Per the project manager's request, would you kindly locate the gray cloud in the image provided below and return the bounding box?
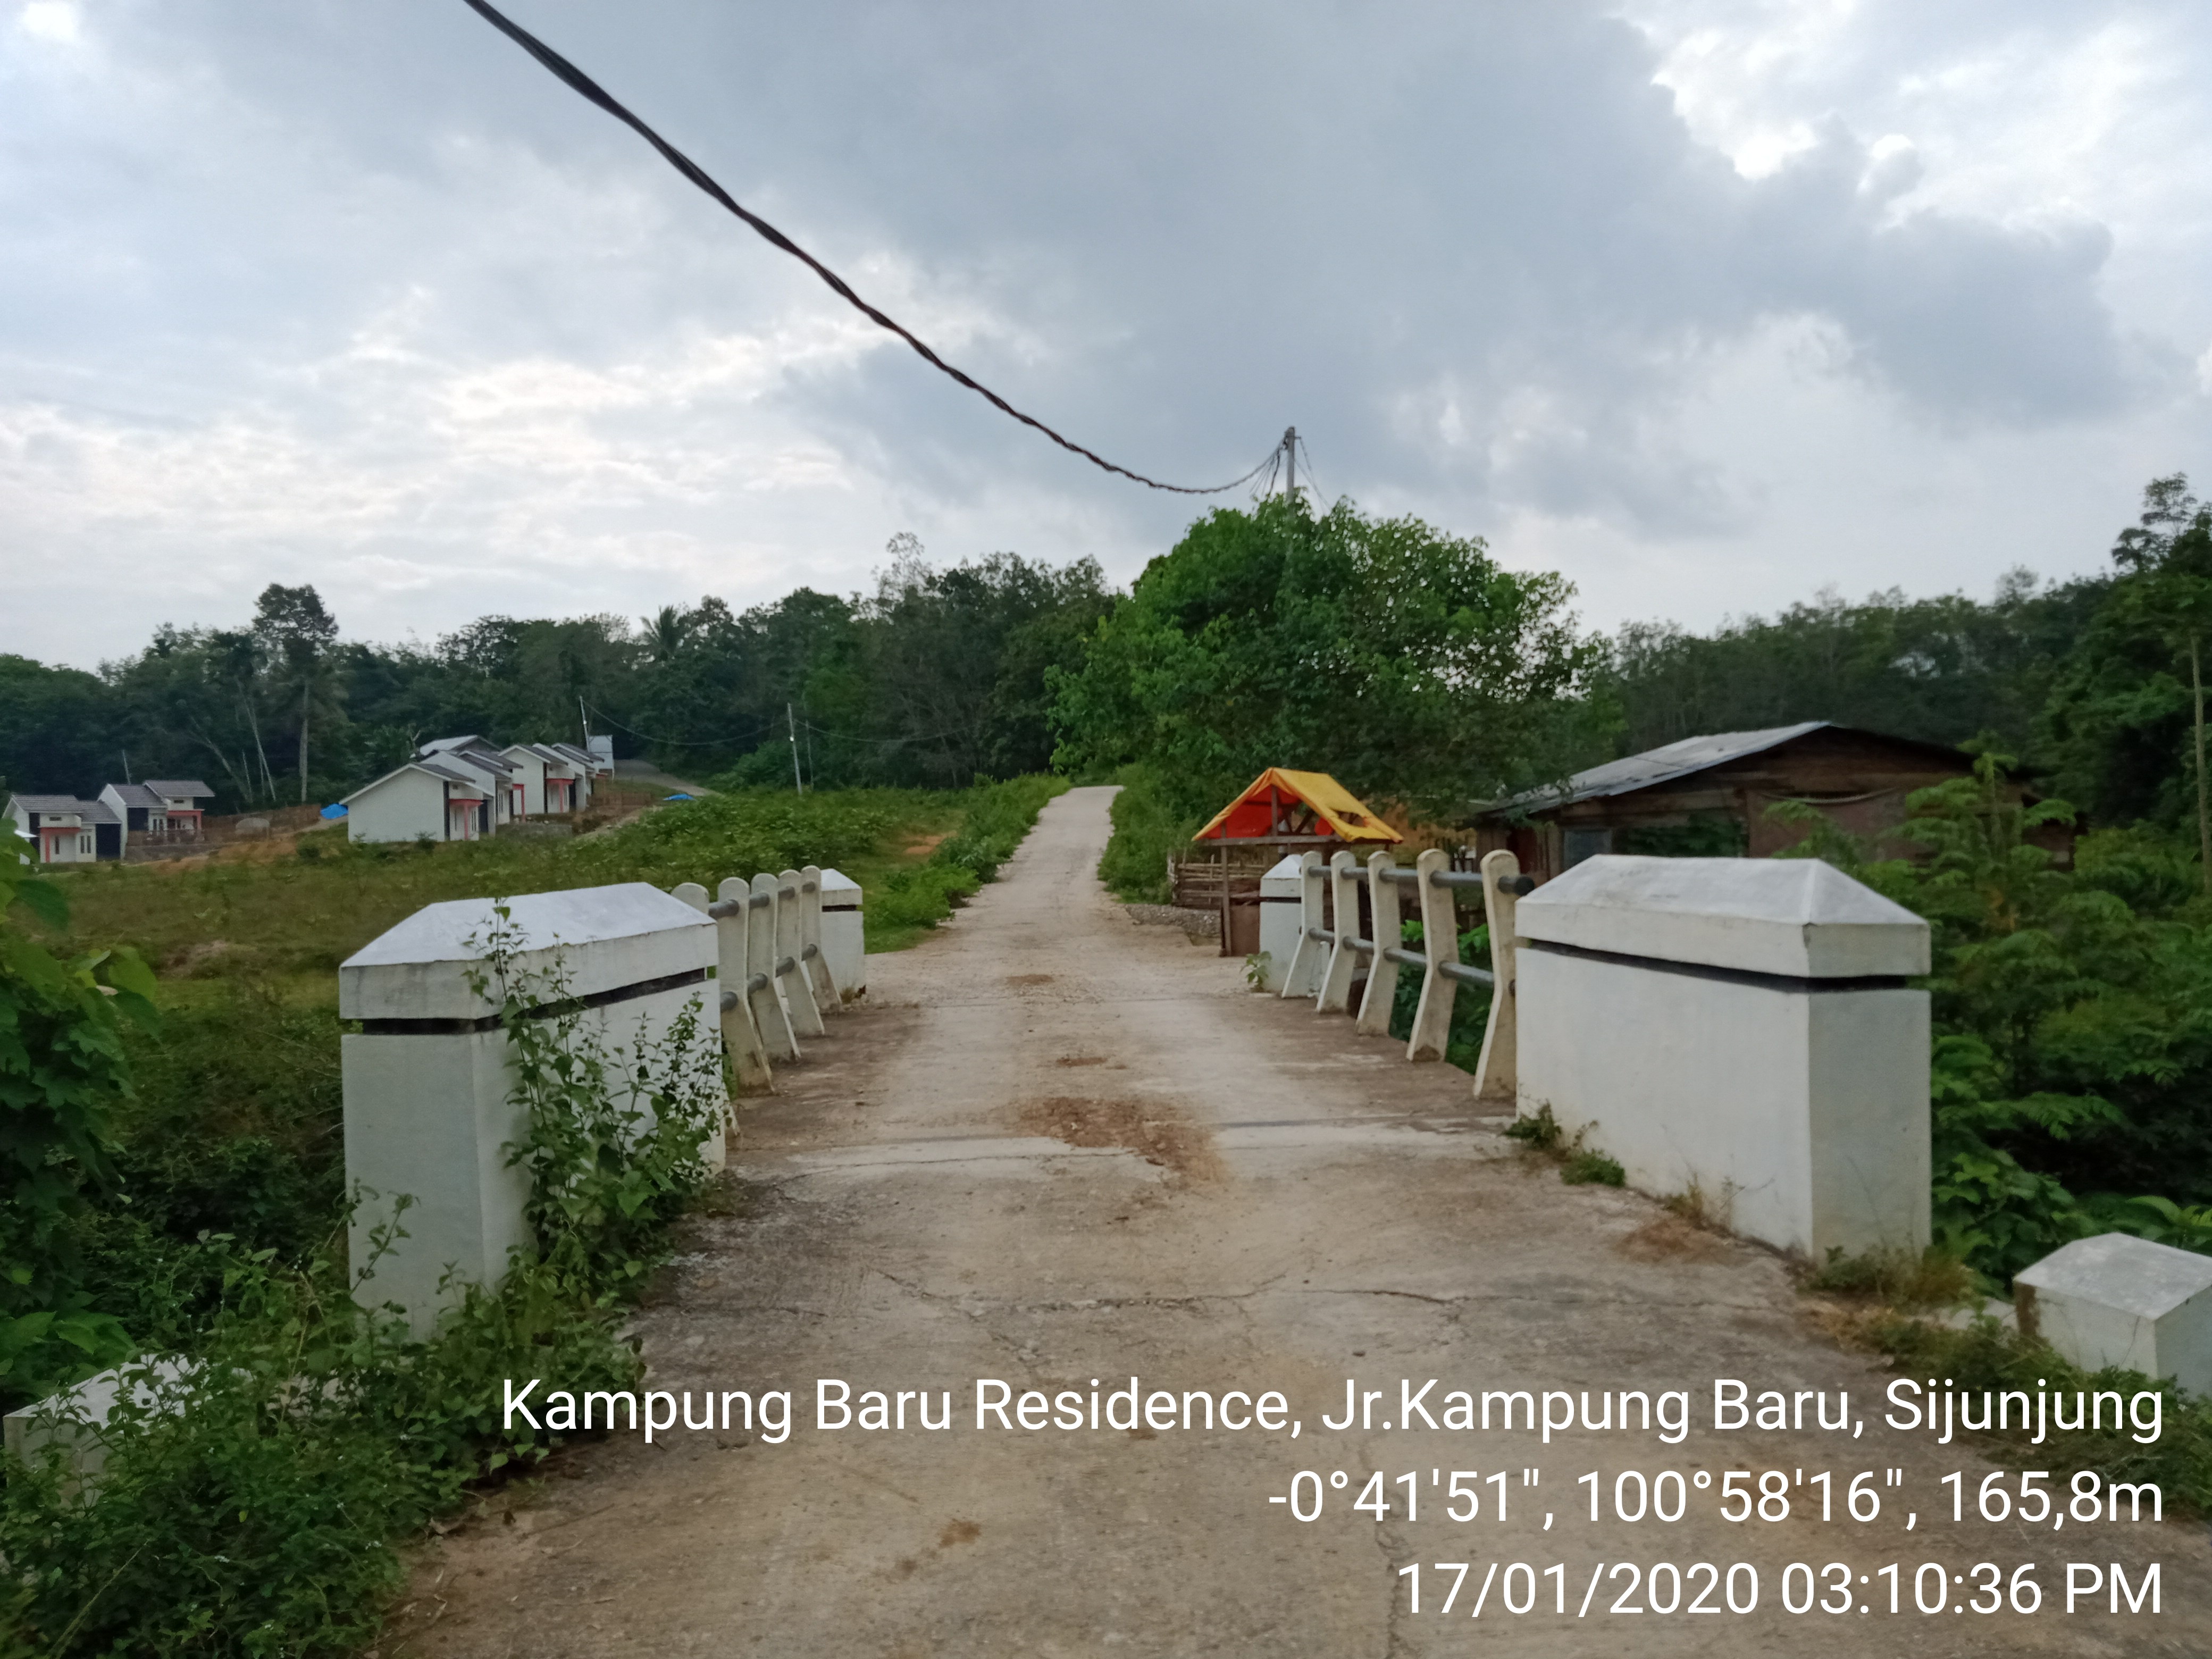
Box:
[2,0,2206,664]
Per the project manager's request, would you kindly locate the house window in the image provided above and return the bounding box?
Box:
[79,835,93,856]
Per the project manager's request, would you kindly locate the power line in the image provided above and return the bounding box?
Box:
[583,701,774,749]
[459,0,1282,497]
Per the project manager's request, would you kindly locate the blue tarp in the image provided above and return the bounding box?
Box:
[320,803,348,818]
[663,793,694,802]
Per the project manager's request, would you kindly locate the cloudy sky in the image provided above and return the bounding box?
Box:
[3,0,2208,668]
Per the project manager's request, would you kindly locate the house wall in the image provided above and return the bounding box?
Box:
[503,751,548,816]
[1484,728,2058,886]
[348,769,449,843]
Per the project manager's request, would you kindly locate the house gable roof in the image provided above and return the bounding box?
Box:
[141,780,214,799]
[104,782,162,809]
[341,758,484,806]
[1485,722,1971,818]
[9,794,96,816]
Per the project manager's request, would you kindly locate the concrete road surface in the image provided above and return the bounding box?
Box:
[392,785,2207,1656]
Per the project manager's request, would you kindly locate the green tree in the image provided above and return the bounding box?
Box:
[0,824,158,1406]
[254,584,341,803]
[1052,496,1601,819]
[2042,475,2212,848]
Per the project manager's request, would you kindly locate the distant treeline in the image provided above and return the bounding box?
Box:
[0,537,1111,807]
[3,479,2207,840]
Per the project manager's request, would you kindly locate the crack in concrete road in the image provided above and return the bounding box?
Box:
[392,786,2211,1658]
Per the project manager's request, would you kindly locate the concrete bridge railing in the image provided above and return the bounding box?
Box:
[1262,845,1526,1104]
[339,867,861,1334]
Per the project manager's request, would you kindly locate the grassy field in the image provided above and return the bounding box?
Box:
[2,777,1069,1654]
[34,776,1067,1359]
[35,781,1004,1009]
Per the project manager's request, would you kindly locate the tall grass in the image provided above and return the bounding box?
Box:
[1095,764,1199,903]
[2,778,1068,1653]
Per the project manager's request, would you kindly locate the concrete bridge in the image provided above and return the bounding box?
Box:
[395,786,2206,1656]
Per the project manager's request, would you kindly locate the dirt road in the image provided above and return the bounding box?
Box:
[395,786,2206,1656]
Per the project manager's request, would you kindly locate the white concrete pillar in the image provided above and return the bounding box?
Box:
[818,867,865,999]
[1353,851,1404,1036]
[1405,848,1458,1062]
[774,868,826,1038]
[712,877,774,1094]
[1255,856,1304,993]
[1277,852,1328,999]
[748,872,800,1061]
[339,884,719,1335]
[1515,856,1932,1258]
[798,865,841,1009]
[1471,850,1522,1105]
[2014,1234,2212,1395]
[1316,850,1363,1014]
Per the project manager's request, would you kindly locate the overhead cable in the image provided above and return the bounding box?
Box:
[458,0,1280,496]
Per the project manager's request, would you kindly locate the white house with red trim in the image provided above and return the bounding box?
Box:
[98,779,216,845]
[499,742,593,817]
[340,735,592,843]
[5,794,121,862]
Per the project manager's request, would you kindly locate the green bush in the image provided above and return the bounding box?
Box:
[1095,765,1198,903]
[869,776,1067,939]
[1561,1150,1626,1186]
[0,921,718,1655]
[1772,753,2212,1284]
[1869,1313,2212,1515]
[1387,918,1493,1069]
[0,826,158,1409]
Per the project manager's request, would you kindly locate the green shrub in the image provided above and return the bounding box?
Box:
[0,826,158,1410]
[1561,1150,1626,1186]
[1095,764,1197,903]
[1867,1314,2212,1515]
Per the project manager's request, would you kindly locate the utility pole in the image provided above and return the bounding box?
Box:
[1284,426,1296,499]
[788,702,803,795]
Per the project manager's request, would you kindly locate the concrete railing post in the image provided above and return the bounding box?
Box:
[1516,856,1931,1257]
[817,868,865,999]
[1254,856,1304,992]
[339,883,719,1335]
[798,865,841,1009]
[1405,848,1458,1061]
[748,872,800,1060]
[775,868,826,1038]
[712,877,775,1093]
[671,880,748,1128]
[1471,850,1521,1105]
[1316,850,1364,1014]
[1277,851,1328,999]
[1353,851,1403,1036]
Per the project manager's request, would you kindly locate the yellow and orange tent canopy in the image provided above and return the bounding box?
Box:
[1193,768,1403,845]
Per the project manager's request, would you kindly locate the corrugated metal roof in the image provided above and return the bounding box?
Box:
[1490,722,1834,815]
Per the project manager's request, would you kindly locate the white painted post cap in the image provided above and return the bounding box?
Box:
[1517,855,1930,978]
[818,867,861,902]
[2015,1232,2212,1321]
[339,883,715,1022]
[1260,854,1305,894]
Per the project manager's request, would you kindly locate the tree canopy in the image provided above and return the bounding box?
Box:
[1049,496,1603,820]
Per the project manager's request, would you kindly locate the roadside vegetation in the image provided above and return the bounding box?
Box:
[0,777,1062,1655]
